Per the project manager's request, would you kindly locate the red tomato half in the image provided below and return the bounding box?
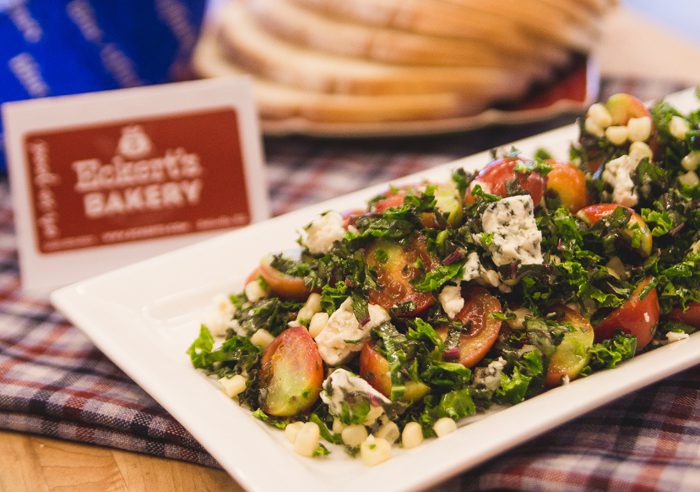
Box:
[258,256,310,300]
[452,286,503,368]
[366,236,439,317]
[359,342,429,402]
[667,302,700,329]
[466,157,546,206]
[259,326,324,416]
[577,204,653,257]
[595,277,659,351]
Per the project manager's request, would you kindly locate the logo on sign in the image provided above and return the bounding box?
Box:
[23,108,251,254]
[71,124,203,219]
[117,125,153,159]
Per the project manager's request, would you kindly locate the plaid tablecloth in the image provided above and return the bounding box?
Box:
[1,78,698,490]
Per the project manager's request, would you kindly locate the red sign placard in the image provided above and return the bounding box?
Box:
[25,108,251,253]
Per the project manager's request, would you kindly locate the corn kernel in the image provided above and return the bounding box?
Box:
[285,422,304,444]
[669,115,690,140]
[605,125,629,145]
[587,103,612,129]
[626,116,652,142]
[402,422,424,449]
[360,436,391,466]
[308,312,329,338]
[341,425,368,448]
[218,374,247,398]
[374,421,400,444]
[681,151,700,171]
[433,417,457,438]
[293,422,320,457]
[250,329,275,349]
[297,293,322,323]
[584,117,604,138]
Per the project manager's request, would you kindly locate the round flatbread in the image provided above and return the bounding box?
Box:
[192,29,486,123]
[218,2,534,99]
[292,0,600,52]
[249,0,568,68]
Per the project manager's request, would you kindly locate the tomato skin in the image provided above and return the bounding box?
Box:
[359,342,392,397]
[605,93,650,125]
[359,342,430,401]
[259,326,324,416]
[466,157,546,206]
[258,256,310,300]
[595,277,659,351]
[545,161,589,212]
[373,193,407,214]
[366,236,439,317]
[452,286,503,368]
[371,186,437,228]
[667,302,700,328]
[245,267,262,285]
[545,307,594,387]
[577,204,653,257]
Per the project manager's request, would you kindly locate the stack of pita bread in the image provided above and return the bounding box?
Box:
[193,0,615,130]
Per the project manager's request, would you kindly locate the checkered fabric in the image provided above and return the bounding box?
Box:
[1,78,698,489]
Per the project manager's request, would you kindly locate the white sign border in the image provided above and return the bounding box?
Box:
[2,76,268,293]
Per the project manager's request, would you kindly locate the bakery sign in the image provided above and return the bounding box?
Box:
[3,77,268,291]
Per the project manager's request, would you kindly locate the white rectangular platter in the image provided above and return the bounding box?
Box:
[52,88,700,492]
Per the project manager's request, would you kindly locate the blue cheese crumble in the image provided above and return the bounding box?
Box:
[303,211,346,254]
[472,357,507,392]
[321,369,391,424]
[480,196,543,266]
[314,297,390,366]
[602,155,639,207]
[438,285,464,319]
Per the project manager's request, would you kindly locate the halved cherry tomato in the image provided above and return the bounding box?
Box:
[373,193,408,214]
[444,286,503,368]
[359,342,429,402]
[370,185,439,228]
[245,267,262,285]
[667,302,700,328]
[366,236,439,317]
[545,307,594,386]
[259,326,324,416]
[342,209,366,229]
[545,161,589,212]
[605,93,650,126]
[580,94,656,172]
[371,185,426,214]
[258,255,310,300]
[577,204,653,257]
[466,157,546,207]
[595,277,659,351]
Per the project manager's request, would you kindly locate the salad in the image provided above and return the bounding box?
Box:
[188,92,699,466]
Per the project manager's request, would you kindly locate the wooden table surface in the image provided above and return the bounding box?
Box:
[0,430,241,492]
[2,5,698,492]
